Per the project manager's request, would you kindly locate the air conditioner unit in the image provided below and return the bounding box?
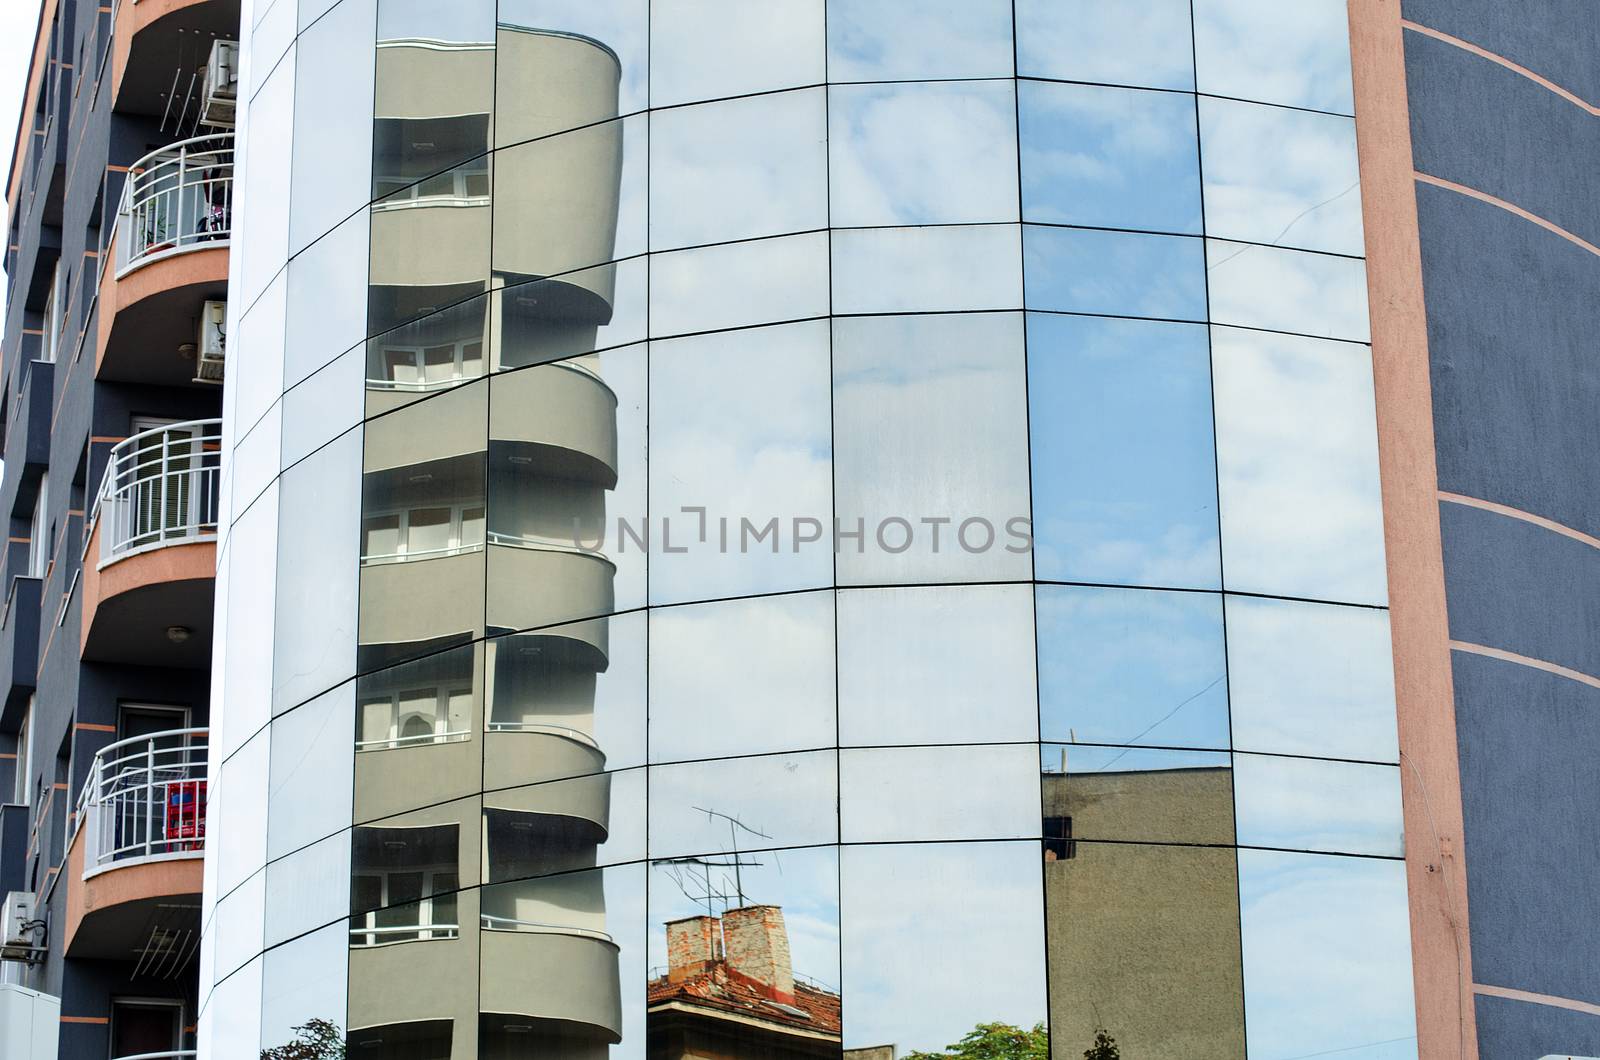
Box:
[199,40,240,129]
[0,893,34,958]
[194,300,226,385]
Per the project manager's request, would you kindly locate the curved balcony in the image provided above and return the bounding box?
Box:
[81,420,220,667]
[64,729,207,958]
[479,927,623,1043]
[117,135,233,277]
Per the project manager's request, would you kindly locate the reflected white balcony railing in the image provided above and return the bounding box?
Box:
[110,1053,199,1060]
[92,418,222,565]
[479,914,613,942]
[349,922,461,948]
[117,133,234,275]
[75,728,208,876]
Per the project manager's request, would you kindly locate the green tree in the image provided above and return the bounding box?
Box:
[903,1021,1050,1060]
[260,1018,346,1060]
[1083,1028,1120,1060]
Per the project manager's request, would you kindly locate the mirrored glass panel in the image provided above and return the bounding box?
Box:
[1205,240,1370,342]
[1037,585,1230,751]
[1226,597,1399,763]
[1199,96,1362,256]
[837,584,1037,747]
[485,610,646,791]
[833,312,1032,585]
[841,744,1040,844]
[373,0,494,191]
[286,208,370,389]
[649,319,833,603]
[265,830,351,949]
[1020,81,1201,234]
[267,683,355,860]
[648,751,837,861]
[482,766,646,884]
[1046,841,1245,1058]
[650,89,827,251]
[365,292,492,418]
[1015,0,1194,91]
[651,0,824,107]
[479,862,646,1058]
[1043,744,1234,846]
[1234,754,1404,857]
[1238,851,1416,1059]
[1192,0,1355,115]
[290,0,374,256]
[831,225,1023,315]
[828,0,1012,82]
[240,49,295,306]
[367,159,492,340]
[494,20,623,147]
[650,592,835,764]
[500,0,649,121]
[1211,326,1387,605]
[486,344,647,633]
[649,231,831,338]
[260,921,348,1056]
[648,847,839,1053]
[841,842,1047,1053]
[829,81,1019,227]
[496,257,647,371]
[1024,225,1206,321]
[1028,313,1219,589]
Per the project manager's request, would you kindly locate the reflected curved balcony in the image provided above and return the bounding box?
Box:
[116,135,233,278]
[81,420,220,667]
[479,924,623,1044]
[64,728,207,958]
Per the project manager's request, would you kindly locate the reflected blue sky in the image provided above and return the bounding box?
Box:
[1028,313,1220,589]
[1016,0,1194,91]
[828,0,1013,82]
[1024,226,1208,321]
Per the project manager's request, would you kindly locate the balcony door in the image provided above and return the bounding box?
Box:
[128,417,200,548]
[110,704,192,862]
[109,998,182,1058]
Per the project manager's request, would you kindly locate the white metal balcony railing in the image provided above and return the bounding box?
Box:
[93,419,222,565]
[117,133,234,275]
[75,728,208,876]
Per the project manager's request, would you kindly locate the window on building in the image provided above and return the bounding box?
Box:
[41,262,64,363]
[13,701,33,806]
[377,339,485,391]
[27,473,49,578]
[1043,815,1075,861]
[357,685,473,751]
[360,502,485,563]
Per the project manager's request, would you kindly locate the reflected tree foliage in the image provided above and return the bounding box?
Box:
[260,1018,346,1059]
[903,1022,1050,1060]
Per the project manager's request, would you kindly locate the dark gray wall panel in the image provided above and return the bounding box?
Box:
[1453,652,1600,1005]
[1418,184,1600,538]
[1401,0,1600,104]
[1475,992,1600,1058]
[1439,502,1600,678]
[1405,30,1600,248]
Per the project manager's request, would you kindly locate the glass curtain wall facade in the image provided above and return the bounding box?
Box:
[202,1,1416,1059]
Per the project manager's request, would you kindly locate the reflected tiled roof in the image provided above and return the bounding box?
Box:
[647,962,843,1037]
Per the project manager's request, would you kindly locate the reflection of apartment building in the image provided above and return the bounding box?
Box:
[0,0,238,1056]
[649,907,842,1060]
[1043,767,1243,1060]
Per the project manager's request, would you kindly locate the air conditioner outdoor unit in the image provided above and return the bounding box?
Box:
[200,40,240,129]
[195,300,226,384]
[0,893,34,958]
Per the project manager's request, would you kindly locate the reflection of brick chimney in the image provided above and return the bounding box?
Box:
[666,915,720,982]
[722,905,795,1004]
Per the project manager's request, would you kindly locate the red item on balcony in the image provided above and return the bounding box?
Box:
[165,780,207,850]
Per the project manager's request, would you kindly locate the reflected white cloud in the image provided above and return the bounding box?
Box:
[1016,0,1194,90]
[1021,80,1201,234]
[649,88,828,251]
[828,0,1013,82]
[841,842,1047,1052]
[1193,0,1355,115]
[650,230,831,337]
[1037,585,1230,751]
[831,225,1023,314]
[829,80,1019,227]
[1211,325,1387,605]
[648,751,838,859]
[1028,313,1219,588]
[1206,239,1370,341]
[650,592,836,763]
[649,318,834,604]
[841,744,1040,843]
[650,0,824,107]
[1200,96,1363,256]
[1239,851,1417,1059]
[1025,226,1207,321]
[1234,754,1404,857]
[1226,597,1399,762]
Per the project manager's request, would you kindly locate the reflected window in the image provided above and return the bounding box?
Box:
[360,502,485,563]
[355,644,478,753]
[373,160,491,205]
[349,823,461,946]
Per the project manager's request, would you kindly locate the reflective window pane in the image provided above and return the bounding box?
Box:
[1037,585,1230,751]
[353,643,483,823]
[837,584,1037,747]
[267,683,355,860]
[367,161,492,340]
[373,0,493,191]
[499,0,649,119]
[494,21,623,147]
[649,89,828,251]
[1226,597,1399,763]
[649,231,831,337]
[1028,314,1219,588]
[1043,744,1234,845]
[832,225,1023,315]
[651,0,824,106]
[1020,81,1202,234]
[1024,225,1207,321]
[260,922,348,1055]
[1205,240,1370,342]
[1016,0,1194,91]
[1193,0,1355,115]
[828,0,1013,82]
[1199,96,1363,256]
[649,751,837,861]
[1211,326,1387,605]
[841,744,1040,844]
[482,767,645,883]
[1234,755,1404,857]
[833,312,1032,585]
[829,81,1019,227]
[650,592,835,763]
